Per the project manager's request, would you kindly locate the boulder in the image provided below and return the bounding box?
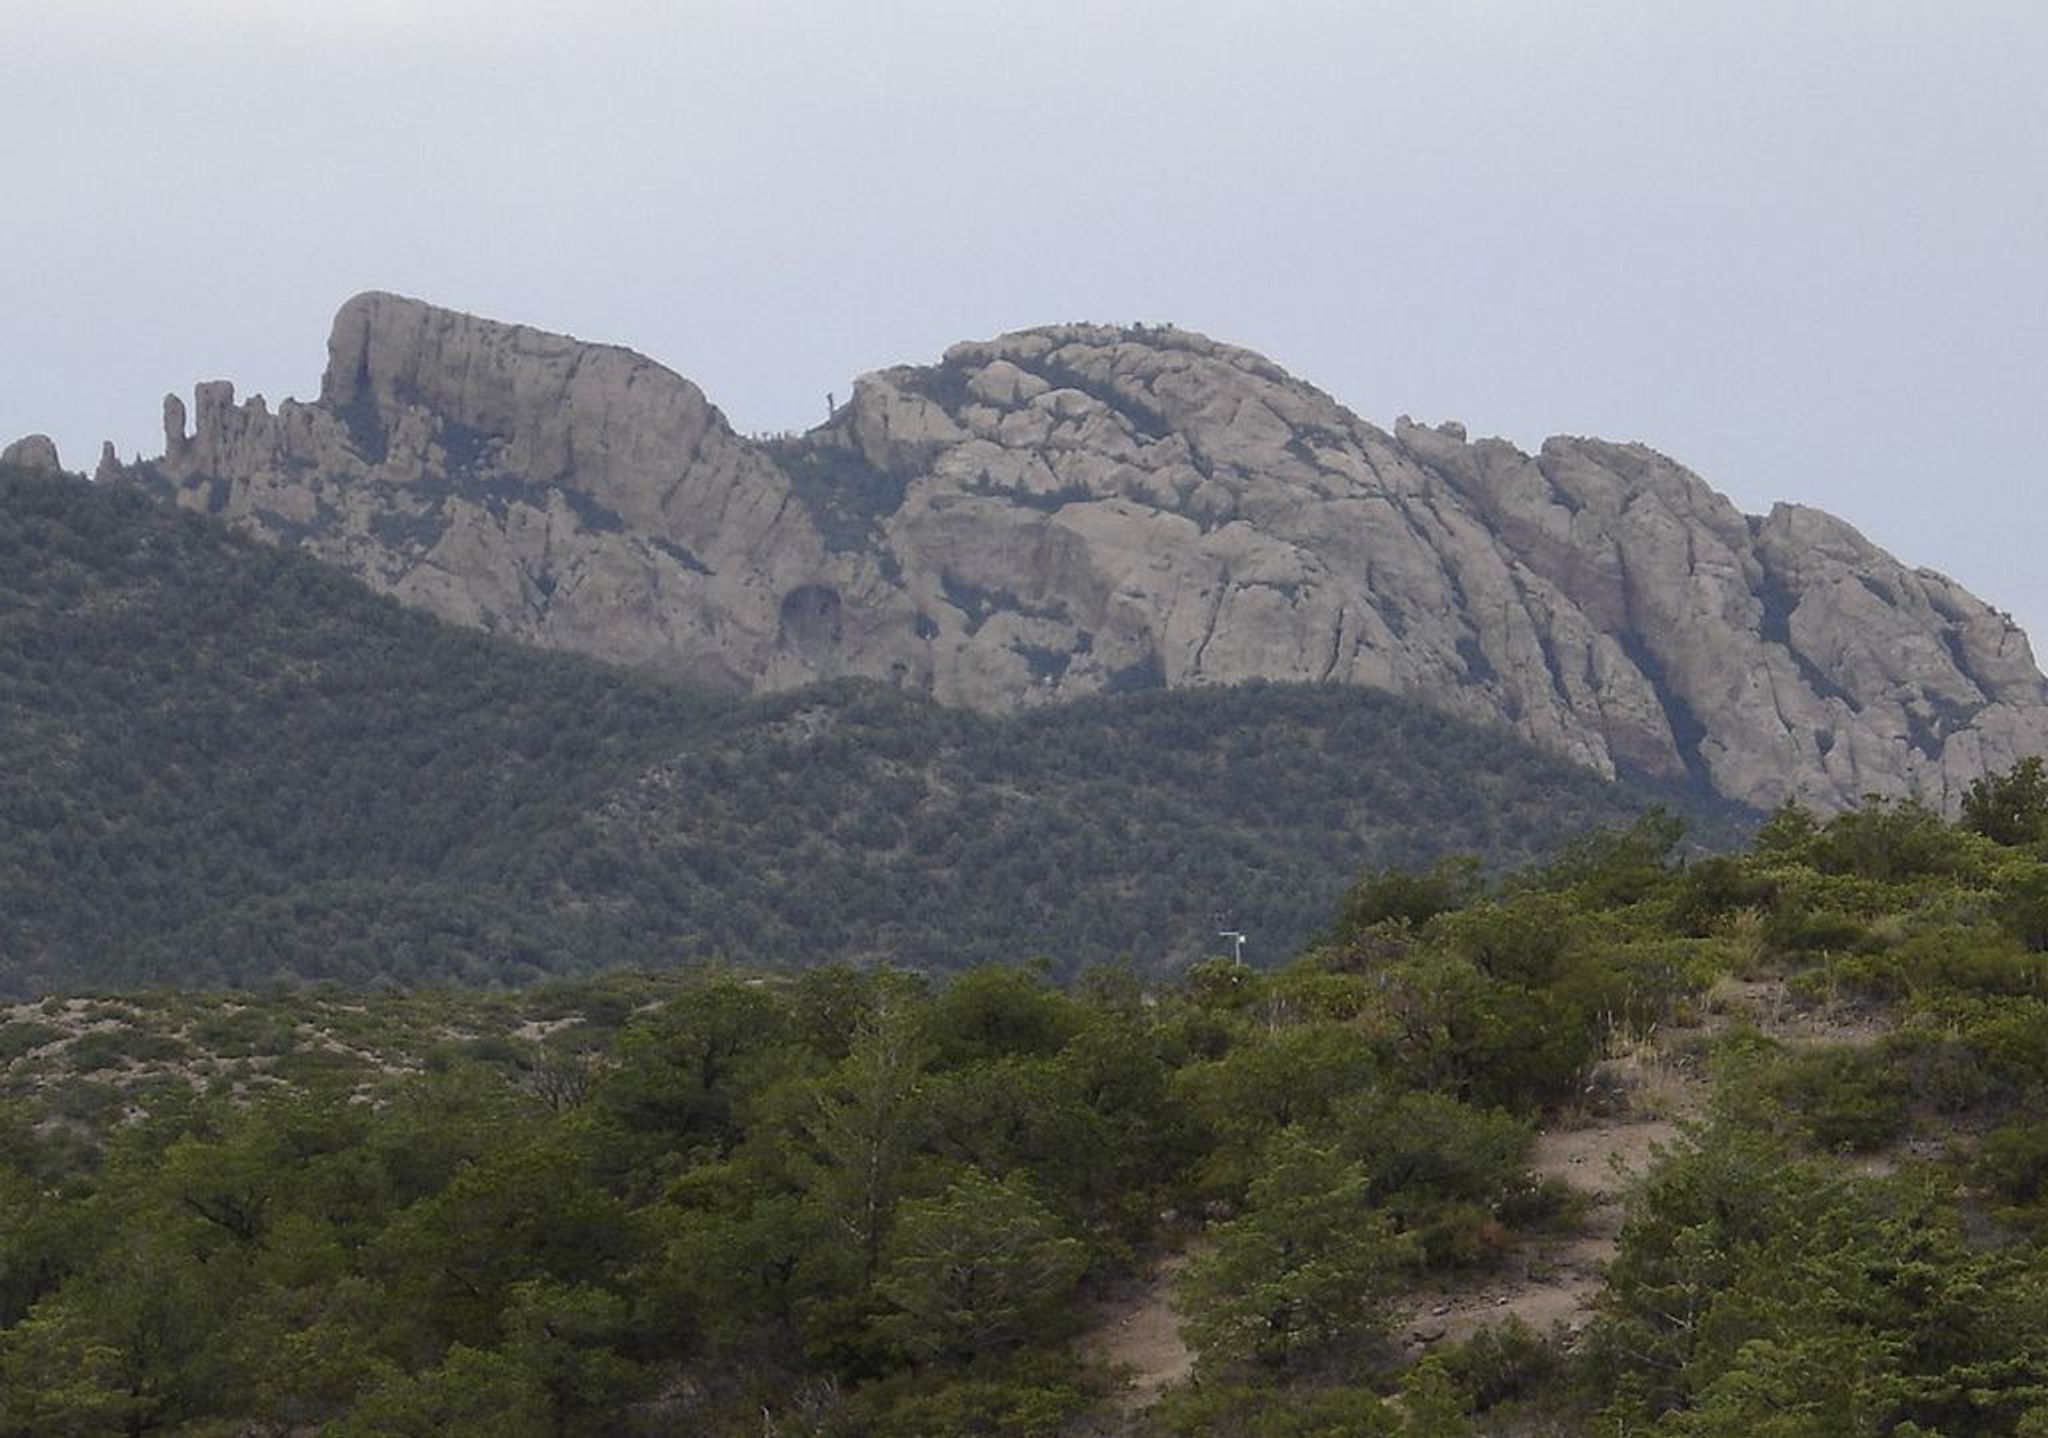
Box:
[1,434,62,472]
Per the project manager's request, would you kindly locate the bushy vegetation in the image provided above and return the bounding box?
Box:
[5,780,2048,1433]
[12,468,2048,1433]
[0,464,1742,994]
[0,956,1555,1436]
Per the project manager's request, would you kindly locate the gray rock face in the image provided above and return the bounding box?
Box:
[140,293,2048,812]
[2,434,63,472]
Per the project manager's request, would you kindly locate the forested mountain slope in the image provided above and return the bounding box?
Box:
[0,465,1738,993]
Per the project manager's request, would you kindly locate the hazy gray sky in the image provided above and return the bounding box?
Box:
[10,2,2047,645]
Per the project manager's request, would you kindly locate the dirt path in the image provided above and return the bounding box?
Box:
[1082,1251,1196,1410]
[1396,974,1903,1352]
[1085,1105,1692,1401]
[1399,1111,1683,1350]
[1079,976,1900,1393]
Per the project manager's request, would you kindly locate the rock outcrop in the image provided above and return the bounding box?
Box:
[132,292,2048,812]
[2,434,63,473]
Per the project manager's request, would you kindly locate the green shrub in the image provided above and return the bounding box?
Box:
[61,1024,191,1073]
[1767,905,1870,957]
[187,1007,299,1058]
[1145,1381,1399,1437]
[1436,897,1576,987]
[1811,798,1988,883]
[1441,1315,1563,1411]
[64,1029,132,1073]
[1413,1199,1510,1269]
[846,1353,1095,1438]
[1824,950,1911,1002]
[269,1047,373,1087]
[1998,868,2048,952]
[1332,1090,1532,1219]
[1889,1032,1997,1115]
[1768,1046,1912,1152]
[1177,1131,1417,1374]
[1899,926,2047,996]
[1961,757,2048,847]
[1938,997,2048,1098]
[1976,1119,2048,1222]
[1494,1173,1582,1231]
[39,1078,123,1125]
[1327,855,1484,939]
[0,1021,64,1063]
[1669,854,1772,935]
[459,1034,530,1069]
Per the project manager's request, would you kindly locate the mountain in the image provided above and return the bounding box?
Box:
[106,291,2048,814]
[0,463,1734,993]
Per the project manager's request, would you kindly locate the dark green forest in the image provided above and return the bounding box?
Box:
[0,464,1743,994]
[7,782,2048,1434]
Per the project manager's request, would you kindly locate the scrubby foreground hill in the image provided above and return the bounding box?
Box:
[6,785,2048,1434]
[0,465,1729,994]
[107,290,2048,811]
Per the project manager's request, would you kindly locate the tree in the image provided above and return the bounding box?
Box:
[876,1168,1086,1361]
[1373,952,1592,1111]
[787,996,932,1288]
[922,965,1085,1067]
[327,1346,551,1438]
[369,1136,637,1349]
[1397,1356,1474,1438]
[1526,808,1683,908]
[1963,757,2048,846]
[1174,1023,1383,1189]
[1326,855,1484,940]
[595,974,792,1172]
[497,1280,644,1437]
[1811,797,1981,883]
[1332,1088,1531,1225]
[1592,1128,2048,1436]
[0,1226,244,1438]
[1177,1129,1416,1374]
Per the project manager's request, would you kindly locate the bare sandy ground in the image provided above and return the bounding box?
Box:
[1084,1251,1196,1410]
[1398,1111,1683,1350]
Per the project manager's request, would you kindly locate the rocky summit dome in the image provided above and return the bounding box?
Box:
[127,292,2048,813]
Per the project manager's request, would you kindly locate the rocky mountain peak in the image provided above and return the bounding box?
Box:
[1,434,65,473]
[125,293,2048,813]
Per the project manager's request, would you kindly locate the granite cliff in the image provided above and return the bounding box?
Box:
[124,292,2048,812]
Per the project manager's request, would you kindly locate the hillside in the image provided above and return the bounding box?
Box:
[4,782,2048,1434]
[0,464,1739,993]
[109,291,2048,812]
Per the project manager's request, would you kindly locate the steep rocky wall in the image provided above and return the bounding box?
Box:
[132,292,2048,812]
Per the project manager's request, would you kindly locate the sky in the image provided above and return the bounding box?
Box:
[9,1,2047,645]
